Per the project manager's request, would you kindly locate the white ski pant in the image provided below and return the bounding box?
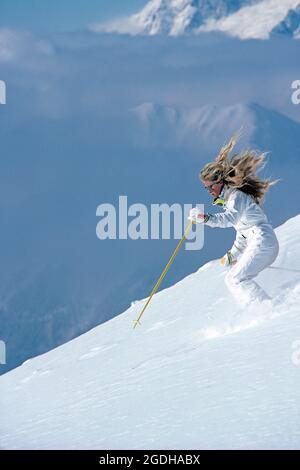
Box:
[225,228,279,307]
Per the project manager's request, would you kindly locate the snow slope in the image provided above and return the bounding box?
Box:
[91,0,300,39]
[0,214,300,450]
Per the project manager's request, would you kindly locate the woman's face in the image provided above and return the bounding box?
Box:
[203,179,224,198]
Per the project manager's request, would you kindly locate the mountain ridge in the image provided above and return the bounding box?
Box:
[90,0,300,39]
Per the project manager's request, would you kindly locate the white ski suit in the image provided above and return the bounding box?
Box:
[205,185,279,307]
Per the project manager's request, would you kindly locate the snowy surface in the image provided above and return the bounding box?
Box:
[0,215,300,450]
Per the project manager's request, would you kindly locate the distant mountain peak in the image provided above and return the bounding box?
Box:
[200,0,300,39]
[91,0,260,36]
[90,0,300,39]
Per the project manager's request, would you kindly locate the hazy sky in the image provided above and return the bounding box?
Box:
[0,0,148,33]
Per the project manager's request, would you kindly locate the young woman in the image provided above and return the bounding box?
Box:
[189,135,279,307]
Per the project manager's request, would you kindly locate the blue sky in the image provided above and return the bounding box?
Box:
[0,0,148,32]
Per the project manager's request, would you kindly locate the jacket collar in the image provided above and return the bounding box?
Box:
[212,184,236,207]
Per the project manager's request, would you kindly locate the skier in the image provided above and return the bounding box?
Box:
[188,135,279,307]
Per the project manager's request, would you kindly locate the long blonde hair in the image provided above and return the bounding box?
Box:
[199,134,278,204]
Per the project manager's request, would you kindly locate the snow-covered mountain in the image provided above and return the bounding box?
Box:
[200,0,300,39]
[1,214,299,450]
[91,0,258,36]
[91,0,300,39]
[132,100,300,171]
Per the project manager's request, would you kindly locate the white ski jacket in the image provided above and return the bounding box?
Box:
[205,185,278,260]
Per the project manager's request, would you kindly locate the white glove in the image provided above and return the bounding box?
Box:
[188,207,205,224]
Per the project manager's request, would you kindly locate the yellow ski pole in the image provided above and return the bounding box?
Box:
[133,220,194,329]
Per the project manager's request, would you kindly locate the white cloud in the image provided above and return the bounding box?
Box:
[0,28,55,64]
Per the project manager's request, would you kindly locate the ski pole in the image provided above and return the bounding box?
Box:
[133,220,194,329]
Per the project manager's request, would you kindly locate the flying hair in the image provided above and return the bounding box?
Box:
[199,131,279,204]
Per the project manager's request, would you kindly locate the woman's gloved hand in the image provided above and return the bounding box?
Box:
[188,208,209,224]
[220,251,237,266]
